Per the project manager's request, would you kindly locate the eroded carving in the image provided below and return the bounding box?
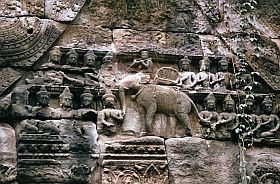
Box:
[199,93,218,138]
[102,136,168,184]
[129,50,153,73]
[97,90,124,135]
[0,68,21,96]
[177,56,197,89]
[213,94,236,139]
[195,57,212,90]
[251,167,280,184]
[17,119,98,183]
[118,73,204,136]
[0,17,66,67]
[211,57,234,91]
[249,96,280,138]
[45,0,87,21]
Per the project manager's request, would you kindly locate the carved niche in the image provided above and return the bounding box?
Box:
[102,136,168,184]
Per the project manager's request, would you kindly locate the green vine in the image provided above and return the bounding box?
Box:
[235,0,258,183]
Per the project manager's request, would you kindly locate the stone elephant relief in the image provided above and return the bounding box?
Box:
[118,73,205,136]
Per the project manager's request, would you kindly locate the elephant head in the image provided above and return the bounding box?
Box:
[117,72,151,114]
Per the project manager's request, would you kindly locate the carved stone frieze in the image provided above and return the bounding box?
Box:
[102,136,168,184]
[0,17,66,67]
[1,1,280,183]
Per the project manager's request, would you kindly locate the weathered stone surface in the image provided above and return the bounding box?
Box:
[243,147,280,183]
[0,123,17,183]
[165,137,240,184]
[0,0,87,22]
[255,0,280,38]
[84,0,212,33]
[113,29,203,55]
[45,0,87,21]
[0,68,21,96]
[101,136,168,184]
[57,25,112,50]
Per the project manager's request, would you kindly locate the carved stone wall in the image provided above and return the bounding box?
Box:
[0,0,280,184]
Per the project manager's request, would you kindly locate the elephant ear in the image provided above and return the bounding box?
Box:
[139,73,151,84]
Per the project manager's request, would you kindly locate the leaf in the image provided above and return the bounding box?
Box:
[249,95,254,99]
[253,53,260,58]
[254,81,260,85]
[235,128,242,133]
[244,86,252,90]
[251,72,260,75]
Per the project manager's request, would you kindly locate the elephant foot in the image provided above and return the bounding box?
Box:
[140,132,147,137]
[140,131,154,137]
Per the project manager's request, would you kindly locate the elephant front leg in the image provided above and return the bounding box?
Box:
[138,105,146,136]
[139,101,157,136]
[145,103,157,135]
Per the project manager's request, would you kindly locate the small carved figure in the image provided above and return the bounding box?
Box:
[48,46,62,64]
[199,93,218,138]
[60,87,73,110]
[210,57,234,91]
[33,86,55,118]
[177,56,197,89]
[83,50,96,68]
[129,50,153,72]
[66,48,79,66]
[102,51,115,67]
[53,87,75,118]
[97,90,124,135]
[76,88,97,120]
[38,121,61,135]
[83,51,118,88]
[0,94,12,120]
[249,96,280,138]
[21,120,39,134]
[81,88,93,109]
[0,94,11,114]
[195,57,212,90]
[213,94,237,139]
[36,86,49,107]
